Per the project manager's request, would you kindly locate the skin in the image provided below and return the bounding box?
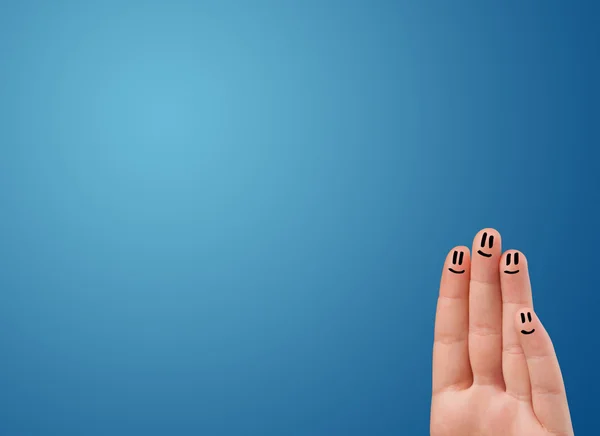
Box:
[431,228,574,436]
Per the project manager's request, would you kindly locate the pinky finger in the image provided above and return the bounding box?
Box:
[516,308,574,436]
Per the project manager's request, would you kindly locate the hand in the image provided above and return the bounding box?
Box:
[431,228,574,436]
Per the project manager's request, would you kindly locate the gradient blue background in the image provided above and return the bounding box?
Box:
[0,0,598,434]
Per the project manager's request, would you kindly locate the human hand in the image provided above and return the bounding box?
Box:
[431,228,574,436]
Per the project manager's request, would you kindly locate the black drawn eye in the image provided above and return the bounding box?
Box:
[520,312,533,323]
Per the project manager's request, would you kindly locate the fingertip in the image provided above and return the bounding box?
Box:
[515,307,534,323]
[471,228,502,282]
[472,228,502,255]
[444,246,470,276]
[501,249,528,276]
[515,307,540,340]
[446,245,471,262]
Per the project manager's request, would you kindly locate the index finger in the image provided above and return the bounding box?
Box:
[432,246,472,394]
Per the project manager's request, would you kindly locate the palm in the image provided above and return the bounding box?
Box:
[432,387,546,436]
[431,229,573,436]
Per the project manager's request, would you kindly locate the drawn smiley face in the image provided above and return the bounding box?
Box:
[477,232,494,257]
[448,250,465,274]
[504,252,520,274]
[520,311,535,335]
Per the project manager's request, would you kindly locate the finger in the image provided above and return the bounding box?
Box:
[516,309,573,435]
[433,246,472,394]
[469,228,503,386]
[501,250,534,400]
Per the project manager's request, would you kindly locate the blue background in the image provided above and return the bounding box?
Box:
[0,0,598,434]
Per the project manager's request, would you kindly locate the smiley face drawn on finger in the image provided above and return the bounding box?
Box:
[520,312,535,335]
[448,250,465,274]
[504,252,520,274]
[476,231,494,257]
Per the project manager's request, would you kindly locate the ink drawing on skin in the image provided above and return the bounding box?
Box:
[520,311,535,335]
[448,250,465,274]
[504,252,520,274]
[476,231,494,257]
